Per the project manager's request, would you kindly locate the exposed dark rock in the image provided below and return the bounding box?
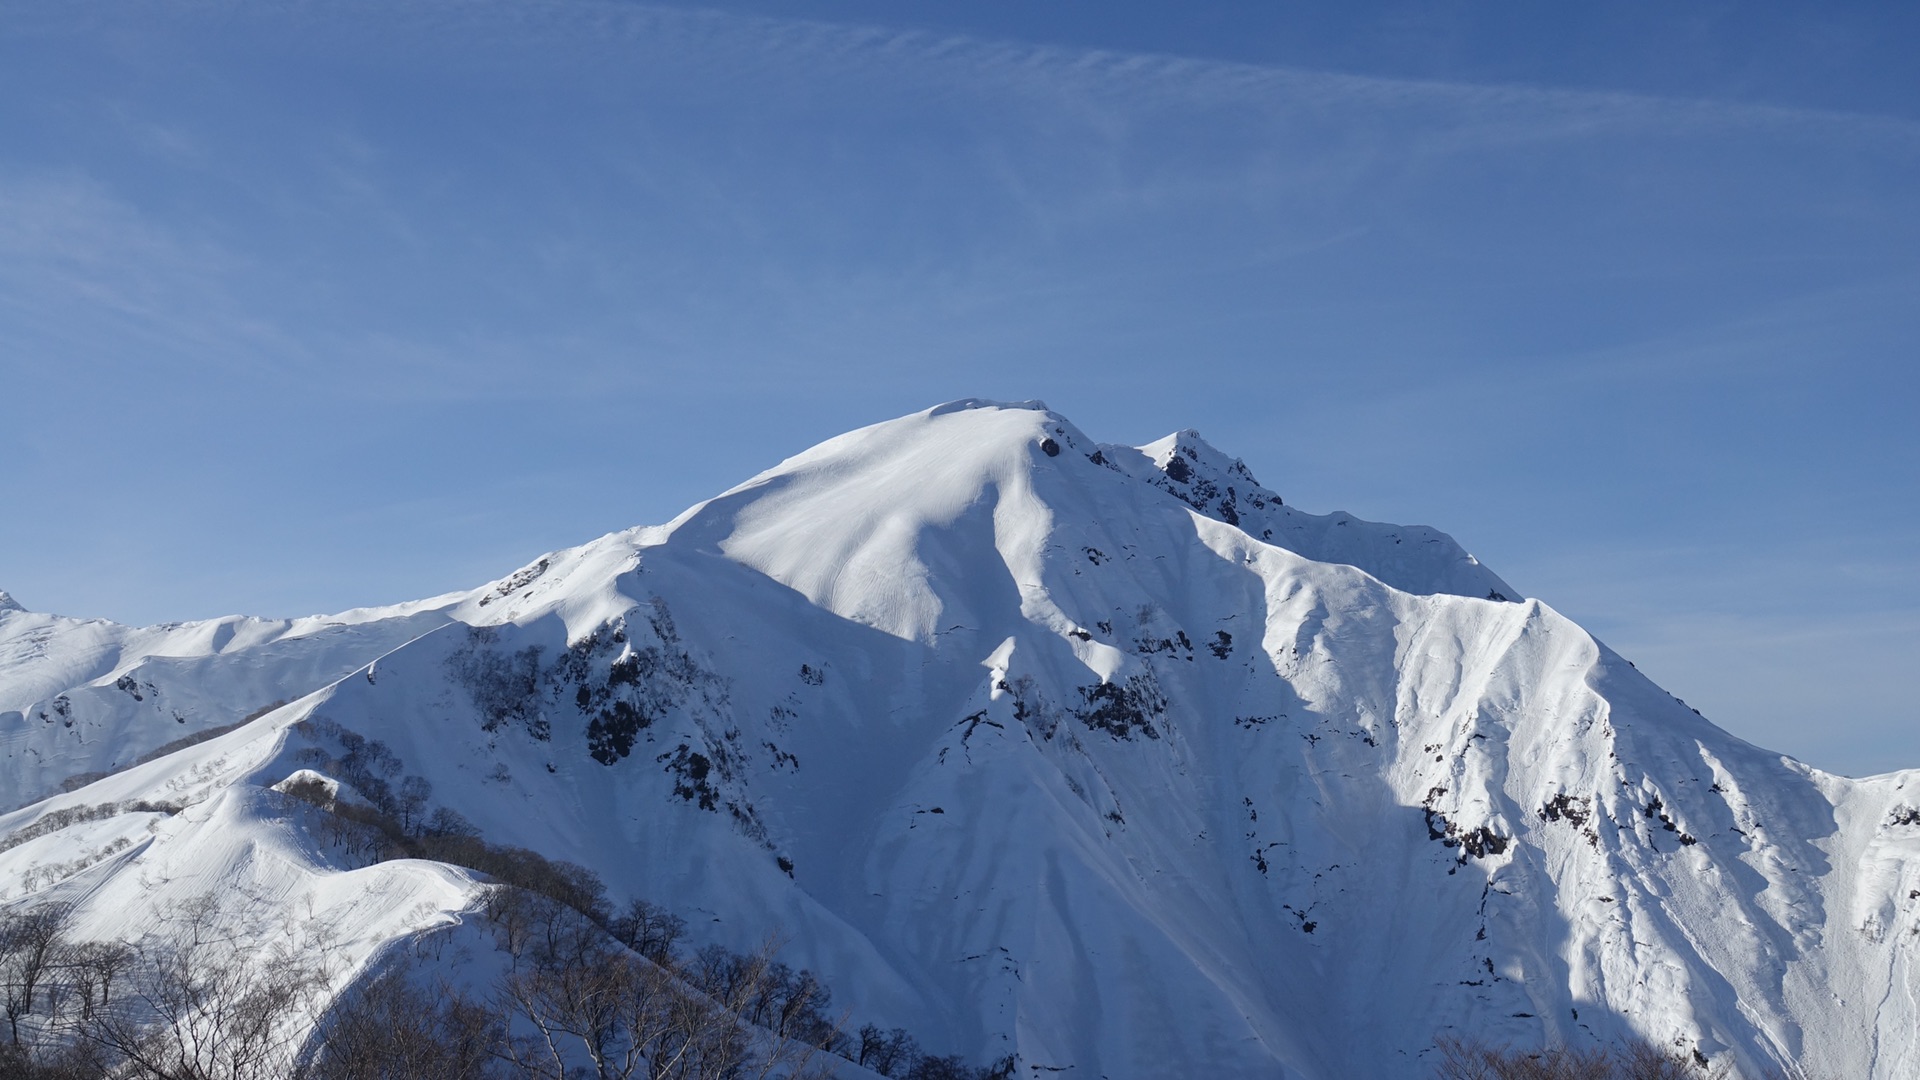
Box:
[478,558,550,606]
[1075,676,1165,740]
[587,700,651,765]
[447,631,547,740]
[1208,631,1233,659]
[1538,793,1592,828]
[763,742,799,771]
[1644,795,1681,836]
[1422,786,1510,860]
[657,743,718,810]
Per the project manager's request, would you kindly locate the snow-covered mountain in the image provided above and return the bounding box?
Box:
[2,399,1915,1078]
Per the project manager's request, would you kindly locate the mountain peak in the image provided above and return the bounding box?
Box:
[656,399,1106,641]
[0,590,23,614]
[659,402,1520,644]
[1139,428,1262,487]
[1098,424,1519,602]
[1130,428,1272,517]
[927,396,1053,417]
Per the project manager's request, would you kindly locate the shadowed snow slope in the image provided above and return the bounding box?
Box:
[2,400,1915,1079]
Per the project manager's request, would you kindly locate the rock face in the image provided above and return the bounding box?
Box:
[1,399,1915,1079]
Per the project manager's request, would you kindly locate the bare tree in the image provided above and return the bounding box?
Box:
[394,777,433,836]
[497,941,640,1080]
[609,900,685,966]
[1616,1040,1715,1080]
[1432,1034,1721,1080]
[65,939,134,1022]
[483,888,569,969]
[0,903,72,1046]
[0,1035,109,1079]
[857,1025,919,1077]
[307,967,505,1080]
[650,936,836,1080]
[81,894,332,1080]
[484,896,834,1080]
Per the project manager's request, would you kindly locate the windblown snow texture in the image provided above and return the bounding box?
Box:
[2,400,1915,1079]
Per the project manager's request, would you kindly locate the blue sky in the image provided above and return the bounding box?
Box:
[2,1,1915,775]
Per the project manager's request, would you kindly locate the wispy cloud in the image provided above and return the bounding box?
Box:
[57,0,1920,148]
[11,0,1913,396]
[0,172,299,377]
[369,0,1920,147]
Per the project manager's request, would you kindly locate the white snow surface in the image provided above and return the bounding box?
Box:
[2,399,1915,1079]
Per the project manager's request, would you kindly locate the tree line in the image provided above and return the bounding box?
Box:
[0,887,1015,1080]
[1432,1033,1817,1080]
[0,720,1014,1079]
[281,720,1014,1079]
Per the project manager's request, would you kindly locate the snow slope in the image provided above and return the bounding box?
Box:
[0,591,466,809]
[2,400,1915,1078]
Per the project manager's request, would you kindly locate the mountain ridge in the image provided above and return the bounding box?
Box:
[2,400,1915,1079]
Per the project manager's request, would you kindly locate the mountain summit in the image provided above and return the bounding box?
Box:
[1,401,1914,1079]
